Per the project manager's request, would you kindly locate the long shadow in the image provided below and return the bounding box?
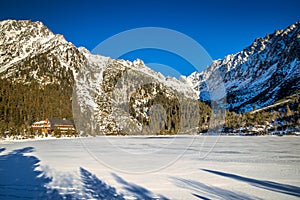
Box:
[112,173,169,200]
[0,147,172,199]
[80,167,125,200]
[0,147,62,200]
[0,147,5,153]
[172,177,260,200]
[202,169,300,197]
[192,193,211,200]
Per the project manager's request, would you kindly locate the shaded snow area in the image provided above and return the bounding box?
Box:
[0,136,300,199]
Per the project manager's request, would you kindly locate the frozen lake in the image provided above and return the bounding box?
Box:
[1,136,300,199]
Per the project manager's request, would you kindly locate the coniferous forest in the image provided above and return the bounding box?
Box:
[0,79,74,137]
[0,51,76,138]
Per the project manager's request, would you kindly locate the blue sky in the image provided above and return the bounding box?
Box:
[1,0,300,76]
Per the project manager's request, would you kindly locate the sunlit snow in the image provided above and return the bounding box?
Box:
[1,136,299,199]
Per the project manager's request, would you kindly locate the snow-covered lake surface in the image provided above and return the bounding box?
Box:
[1,136,300,199]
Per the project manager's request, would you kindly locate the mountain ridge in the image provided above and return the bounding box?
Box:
[0,19,206,136]
[0,19,299,136]
[187,20,300,112]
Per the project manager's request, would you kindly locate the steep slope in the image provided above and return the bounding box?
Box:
[188,20,300,112]
[73,48,204,135]
[0,20,210,136]
[0,20,85,136]
[0,20,85,83]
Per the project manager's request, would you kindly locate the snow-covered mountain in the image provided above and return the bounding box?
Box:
[187,20,300,112]
[1,19,299,135]
[73,47,200,135]
[0,20,85,84]
[0,19,200,136]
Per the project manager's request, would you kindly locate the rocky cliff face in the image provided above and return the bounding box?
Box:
[0,20,85,82]
[0,20,203,136]
[1,19,299,136]
[187,20,300,112]
[73,48,201,135]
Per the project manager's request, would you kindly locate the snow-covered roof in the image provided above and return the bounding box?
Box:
[33,120,47,125]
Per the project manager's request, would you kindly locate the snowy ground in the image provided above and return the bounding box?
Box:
[0,136,300,199]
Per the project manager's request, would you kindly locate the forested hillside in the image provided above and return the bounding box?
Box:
[0,77,73,137]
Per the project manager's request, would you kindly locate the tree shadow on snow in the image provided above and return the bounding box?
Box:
[0,147,62,200]
[80,167,125,200]
[0,147,5,153]
[0,148,119,200]
[202,169,300,198]
[172,177,260,200]
[0,146,168,200]
[112,173,169,200]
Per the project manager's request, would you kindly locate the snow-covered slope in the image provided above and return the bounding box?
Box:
[0,20,53,73]
[73,48,199,135]
[188,20,300,112]
[0,20,85,85]
[0,19,199,135]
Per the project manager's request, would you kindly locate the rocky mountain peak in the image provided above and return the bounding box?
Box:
[188,20,300,112]
[0,19,85,84]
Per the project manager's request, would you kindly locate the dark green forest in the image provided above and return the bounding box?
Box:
[0,51,75,138]
[224,92,300,135]
[0,79,74,137]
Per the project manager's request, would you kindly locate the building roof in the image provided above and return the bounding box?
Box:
[33,120,47,125]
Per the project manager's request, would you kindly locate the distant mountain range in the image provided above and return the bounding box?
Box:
[0,19,299,136]
[187,20,300,112]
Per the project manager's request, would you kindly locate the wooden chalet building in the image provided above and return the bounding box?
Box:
[32,118,75,134]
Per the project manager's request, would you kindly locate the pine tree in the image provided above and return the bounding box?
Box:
[253,104,257,111]
[54,127,61,138]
